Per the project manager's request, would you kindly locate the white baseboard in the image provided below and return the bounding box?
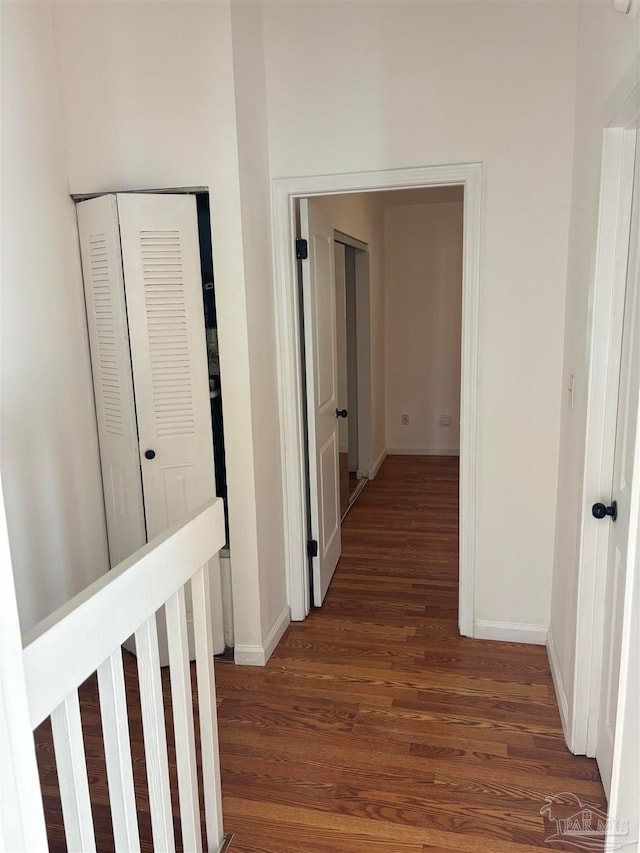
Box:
[547,628,571,747]
[386,447,460,457]
[370,448,387,479]
[473,619,548,645]
[234,606,290,666]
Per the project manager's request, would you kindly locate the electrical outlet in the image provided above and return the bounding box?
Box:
[439,415,451,427]
[401,414,409,426]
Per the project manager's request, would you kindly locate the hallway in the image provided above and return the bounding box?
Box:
[216,455,606,852]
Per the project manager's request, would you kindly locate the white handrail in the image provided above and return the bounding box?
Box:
[2,489,229,852]
[22,498,225,729]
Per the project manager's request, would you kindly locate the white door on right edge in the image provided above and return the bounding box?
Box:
[300,198,341,606]
[596,133,640,798]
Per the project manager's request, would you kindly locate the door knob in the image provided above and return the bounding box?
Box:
[144,449,156,460]
[336,409,348,418]
[592,501,617,521]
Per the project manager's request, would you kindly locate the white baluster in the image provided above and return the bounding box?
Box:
[191,561,224,851]
[97,648,140,851]
[165,587,201,852]
[135,616,175,852]
[50,691,96,852]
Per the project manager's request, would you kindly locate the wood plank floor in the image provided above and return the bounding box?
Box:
[216,455,606,852]
[33,454,606,851]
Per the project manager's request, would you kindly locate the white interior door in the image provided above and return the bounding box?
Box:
[117,193,223,656]
[300,198,341,606]
[77,195,146,567]
[117,194,215,537]
[79,193,223,657]
[596,135,640,797]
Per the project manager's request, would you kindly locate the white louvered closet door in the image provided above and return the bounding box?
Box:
[116,194,216,541]
[79,193,224,659]
[77,196,146,567]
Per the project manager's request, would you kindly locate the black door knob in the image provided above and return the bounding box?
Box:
[336,409,348,418]
[592,501,617,522]
[144,449,156,460]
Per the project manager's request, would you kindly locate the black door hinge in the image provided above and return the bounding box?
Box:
[296,238,308,260]
[307,539,318,558]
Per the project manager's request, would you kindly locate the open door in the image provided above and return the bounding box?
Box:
[300,198,341,606]
[595,134,640,799]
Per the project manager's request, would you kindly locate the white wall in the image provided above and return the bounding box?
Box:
[264,1,578,632]
[550,2,640,734]
[50,0,288,655]
[0,2,109,632]
[9,0,621,667]
[384,201,463,455]
[230,1,288,647]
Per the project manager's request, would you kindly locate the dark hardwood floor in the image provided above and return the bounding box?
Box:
[34,454,606,852]
[216,455,606,852]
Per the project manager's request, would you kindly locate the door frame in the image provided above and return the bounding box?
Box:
[272,163,483,627]
[572,85,639,756]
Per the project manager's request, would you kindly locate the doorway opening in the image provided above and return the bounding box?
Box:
[196,193,229,546]
[196,192,234,654]
[292,177,473,615]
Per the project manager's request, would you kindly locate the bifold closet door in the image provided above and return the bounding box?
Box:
[116,193,216,540]
[77,195,146,567]
[78,193,224,655]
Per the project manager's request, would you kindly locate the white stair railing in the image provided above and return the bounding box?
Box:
[17,497,228,853]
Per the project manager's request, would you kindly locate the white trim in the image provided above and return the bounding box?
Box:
[272,163,482,633]
[219,554,234,649]
[547,629,570,744]
[473,620,548,645]
[573,92,639,756]
[370,448,387,480]
[233,606,290,667]
[334,229,368,252]
[386,447,460,457]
